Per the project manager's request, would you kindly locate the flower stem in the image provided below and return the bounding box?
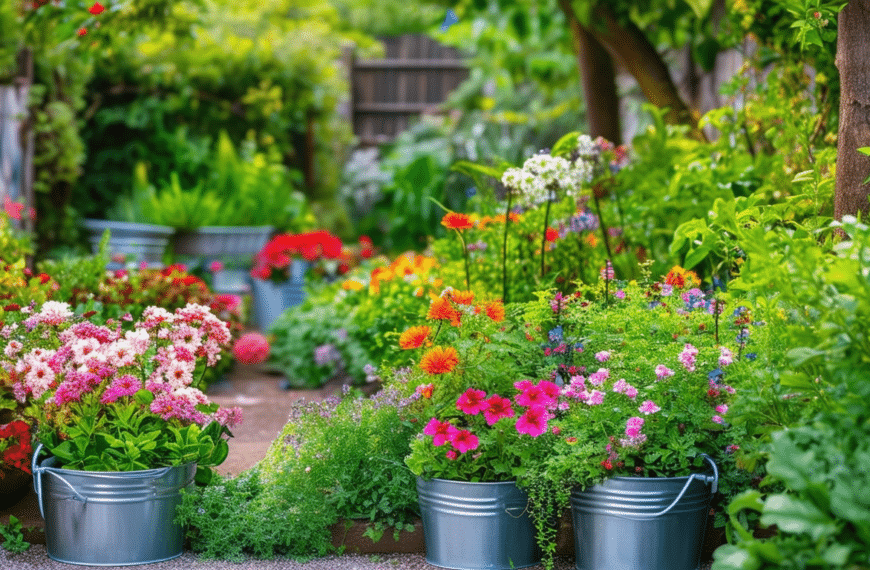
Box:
[540,197,552,279]
[502,193,513,304]
[456,229,470,290]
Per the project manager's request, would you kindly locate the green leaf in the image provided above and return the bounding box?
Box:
[760,494,838,541]
[550,131,580,157]
[450,160,506,180]
[683,0,713,19]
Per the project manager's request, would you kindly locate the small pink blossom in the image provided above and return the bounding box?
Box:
[595,350,611,362]
[208,260,225,273]
[587,390,605,405]
[445,450,458,460]
[718,347,734,367]
[655,364,675,380]
[214,407,244,428]
[614,290,626,300]
[625,416,645,437]
[639,400,661,415]
[515,383,557,409]
[715,404,728,414]
[712,415,724,424]
[624,385,638,399]
[588,368,610,386]
[678,344,698,372]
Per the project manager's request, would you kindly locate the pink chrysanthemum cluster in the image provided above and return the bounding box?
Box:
[4,302,242,429]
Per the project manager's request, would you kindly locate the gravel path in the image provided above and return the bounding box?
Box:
[0,547,581,570]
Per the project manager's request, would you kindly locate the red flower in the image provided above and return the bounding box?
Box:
[441,212,474,231]
[545,227,559,242]
[449,429,479,453]
[456,388,488,415]
[77,27,88,36]
[89,2,105,14]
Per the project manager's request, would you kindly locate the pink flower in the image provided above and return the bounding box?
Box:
[208,260,225,273]
[586,390,605,405]
[232,333,270,365]
[214,407,244,428]
[715,404,729,414]
[515,383,557,409]
[456,388,488,415]
[654,364,675,380]
[678,344,698,372]
[625,416,645,437]
[718,346,734,367]
[424,418,458,447]
[445,450,458,460]
[587,368,609,386]
[538,380,561,400]
[614,290,626,300]
[483,395,514,426]
[450,429,479,453]
[712,415,724,424]
[639,400,661,415]
[514,379,534,391]
[624,385,638,399]
[515,407,549,437]
[595,350,611,362]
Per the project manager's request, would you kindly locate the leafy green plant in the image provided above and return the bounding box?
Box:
[179,388,421,560]
[0,516,30,554]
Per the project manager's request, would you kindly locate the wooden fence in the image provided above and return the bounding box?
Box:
[345,35,469,147]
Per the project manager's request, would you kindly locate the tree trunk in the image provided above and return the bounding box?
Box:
[834,1,870,221]
[558,0,622,144]
[583,5,703,139]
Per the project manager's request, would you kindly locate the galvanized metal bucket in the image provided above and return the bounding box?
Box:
[417,477,541,570]
[32,445,196,566]
[251,259,308,330]
[570,455,719,570]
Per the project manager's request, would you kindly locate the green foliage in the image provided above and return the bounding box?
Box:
[0,2,20,81]
[0,516,30,554]
[180,390,421,560]
[713,217,870,569]
[113,132,307,230]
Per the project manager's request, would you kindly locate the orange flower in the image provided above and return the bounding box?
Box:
[419,346,459,374]
[399,326,431,349]
[427,296,462,326]
[441,212,474,231]
[485,300,505,323]
[665,266,700,289]
[585,233,598,248]
[450,290,475,305]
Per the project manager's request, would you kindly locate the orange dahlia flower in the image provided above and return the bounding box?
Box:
[441,212,474,231]
[419,346,459,374]
[399,326,431,349]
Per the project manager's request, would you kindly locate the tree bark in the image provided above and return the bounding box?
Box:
[834,1,870,221]
[583,5,703,139]
[558,0,622,144]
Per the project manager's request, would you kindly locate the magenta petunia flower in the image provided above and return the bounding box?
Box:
[515,407,549,437]
[456,388,488,415]
[483,395,514,426]
[537,380,561,400]
[515,384,555,409]
[450,429,479,453]
[424,418,458,446]
[639,400,661,415]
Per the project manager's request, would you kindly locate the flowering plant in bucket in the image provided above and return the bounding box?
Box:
[1,301,242,483]
[251,230,344,283]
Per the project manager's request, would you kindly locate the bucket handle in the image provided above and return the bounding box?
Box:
[638,454,718,519]
[32,444,90,518]
[31,443,179,517]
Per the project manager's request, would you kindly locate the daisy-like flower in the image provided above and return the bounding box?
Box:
[419,346,459,375]
[399,326,431,350]
[427,296,461,326]
[441,212,475,230]
[449,290,475,305]
[484,300,505,323]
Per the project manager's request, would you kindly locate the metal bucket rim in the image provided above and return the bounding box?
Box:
[420,477,523,487]
[38,454,196,476]
[82,219,175,234]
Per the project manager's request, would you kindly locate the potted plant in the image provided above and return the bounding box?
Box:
[389,290,550,570]
[249,230,344,330]
[0,417,33,509]
[520,270,766,570]
[1,301,243,565]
